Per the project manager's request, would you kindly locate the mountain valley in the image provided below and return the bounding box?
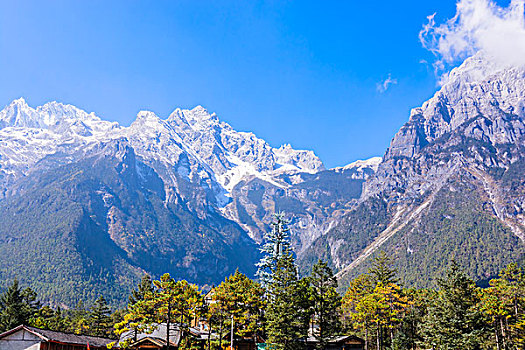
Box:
[1,53,524,305]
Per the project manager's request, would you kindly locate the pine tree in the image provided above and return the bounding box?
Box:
[368,251,398,285]
[210,270,265,348]
[0,279,40,332]
[265,253,312,350]
[371,282,410,350]
[114,300,155,347]
[124,274,203,349]
[256,212,292,287]
[69,300,90,335]
[479,263,525,349]
[391,288,433,350]
[129,274,154,306]
[31,306,68,332]
[89,296,112,337]
[499,263,525,348]
[342,256,410,350]
[309,259,341,349]
[422,261,487,349]
[114,274,156,344]
[341,274,375,350]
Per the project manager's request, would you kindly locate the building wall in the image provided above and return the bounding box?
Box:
[41,344,92,350]
[0,329,41,350]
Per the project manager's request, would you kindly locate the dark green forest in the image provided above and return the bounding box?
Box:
[1,215,524,350]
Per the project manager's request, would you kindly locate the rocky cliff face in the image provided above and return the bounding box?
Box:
[366,54,525,224]
[303,54,525,287]
[385,55,525,160]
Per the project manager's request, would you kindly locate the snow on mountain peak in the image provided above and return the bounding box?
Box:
[0,99,326,206]
[0,98,42,129]
[332,157,382,179]
[0,99,117,134]
[172,106,220,130]
[12,97,28,106]
[430,53,525,121]
[387,52,525,159]
[442,53,504,86]
[135,110,162,124]
[344,157,382,170]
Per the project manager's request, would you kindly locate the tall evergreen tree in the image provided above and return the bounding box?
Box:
[89,296,112,337]
[119,274,203,349]
[69,300,90,335]
[210,270,265,348]
[479,263,525,349]
[265,253,312,350]
[129,274,154,306]
[391,288,434,350]
[115,274,156,343]
[31,306,68,332]
[0,279,40,332]
[256,212,292,287]
[368,251,398,285]
[341,274,375,350]
[422,261,487,349]
[342,256,412,350]
[309,259,341,349]
[498,263,525,348]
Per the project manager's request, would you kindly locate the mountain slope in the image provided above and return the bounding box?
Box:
[3,52,524,302]
[302,54,525,287]
[0,139,261,306]
[0,99,366,305]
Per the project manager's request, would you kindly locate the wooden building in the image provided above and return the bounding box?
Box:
[119,323,181,350]
[120,323,212,350]
[220,334,265,350]
[0,325,115,350]
[305,335,365,350]
[126,336,175,350]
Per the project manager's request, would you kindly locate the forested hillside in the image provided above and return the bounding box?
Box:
[1,215,523,349]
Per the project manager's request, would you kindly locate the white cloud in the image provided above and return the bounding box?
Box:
[376,74,398,93]
[420,0,525,74]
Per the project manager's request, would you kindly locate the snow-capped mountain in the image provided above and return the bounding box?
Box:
[301,53,525,289]
[0,96,379,305]
[0,99,339,305]
[332,157,382,179]
[0,99,323,203]
[5,50,524,301]
[385,53,525,161]
[0,99,368,298]
[8,50,524,302]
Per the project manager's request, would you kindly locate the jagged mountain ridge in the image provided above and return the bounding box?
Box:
[0,100,323,201]
[0,98,377,243]
[0,100,331,235]
[0,97,373,305]
[3,51,523,301]
[302,53,525,288]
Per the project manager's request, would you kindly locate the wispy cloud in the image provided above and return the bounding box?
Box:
[376,74,397,93]
[420,0,525,77]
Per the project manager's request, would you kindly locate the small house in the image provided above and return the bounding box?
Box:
[0,325,115,350]
[119,323,211,350]
[305,335,365,350]
[119,323,181,350]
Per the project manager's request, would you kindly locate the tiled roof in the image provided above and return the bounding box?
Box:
[119,323,182,346]
[0,325,116,347]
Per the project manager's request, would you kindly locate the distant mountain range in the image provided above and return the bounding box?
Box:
[0,52,524,305]
[0,95,376,306]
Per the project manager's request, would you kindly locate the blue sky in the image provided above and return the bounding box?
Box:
[0,1,505,167]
